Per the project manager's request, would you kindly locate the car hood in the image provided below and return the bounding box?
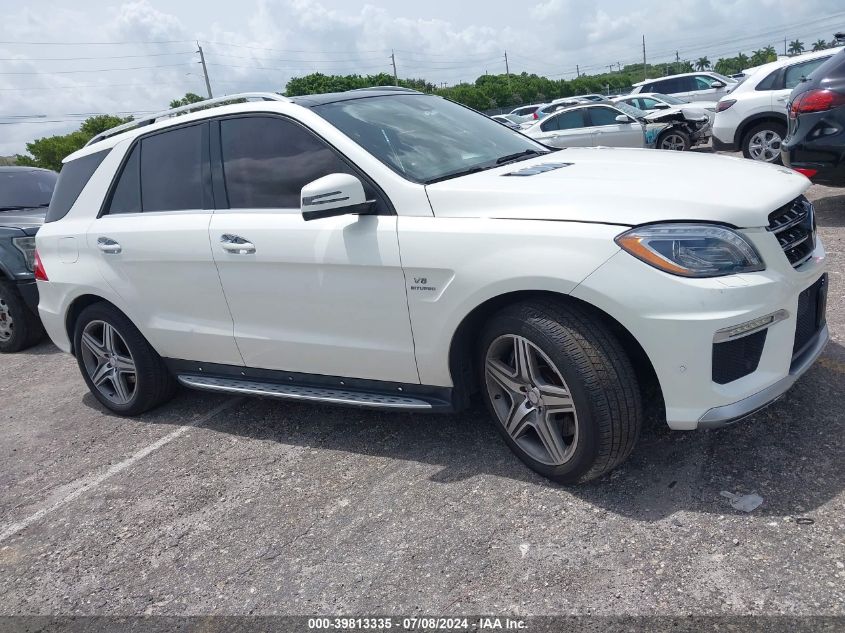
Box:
[0,207,47,233]
[425,148,809,228]
[643,106,710,123]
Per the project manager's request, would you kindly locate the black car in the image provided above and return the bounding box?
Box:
[782,45,845,186]
[0,166,57,352]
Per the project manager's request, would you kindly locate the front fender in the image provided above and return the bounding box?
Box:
[397,216,624,386]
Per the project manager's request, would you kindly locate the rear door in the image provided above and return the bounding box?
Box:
[88,123,243,365]
[531,109,592,147]
[586,105,644,147]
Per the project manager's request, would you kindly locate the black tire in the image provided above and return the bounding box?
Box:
[657,129,690,151]
[72,302,177,416]
[479,299,642,484]
[0,280,45,353]
[742,120,786,164]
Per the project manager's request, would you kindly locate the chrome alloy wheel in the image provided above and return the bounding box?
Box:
[660,133,687,150]
[748,129,782,162]
[0,296,12,342]
[80,320,137,405]
[484,335,579,466]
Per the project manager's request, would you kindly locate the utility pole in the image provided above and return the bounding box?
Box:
[390,49,398,86]
[642,35,647,80]
[675,50,680,72]
[504,50,511,92]
[608,64,613,74]
[784,37,787,56]
[576,64,580,77]
[196,41,213,99]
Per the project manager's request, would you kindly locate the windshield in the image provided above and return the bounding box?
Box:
[653,93,687,105]
[612,101,648,120]
[0,169,57,210]
[710,72,737,83]
[314,94,549,183]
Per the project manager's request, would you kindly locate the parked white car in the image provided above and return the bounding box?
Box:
[614,92,717,125]
[630,71,738,102]
[35,90,828,484]
[524,102,649,148]
[712,47,843,162]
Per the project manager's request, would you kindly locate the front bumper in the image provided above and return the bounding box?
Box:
[711,135,737,152]
[698,323,829,428]
[571,230,827,430]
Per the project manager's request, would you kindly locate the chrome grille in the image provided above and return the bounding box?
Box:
[767,196,816,268]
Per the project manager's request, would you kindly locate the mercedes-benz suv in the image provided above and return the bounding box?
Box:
[34,90,828,483]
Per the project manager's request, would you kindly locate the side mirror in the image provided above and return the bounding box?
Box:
[711,80,725,88]
[301,173,374,221]
[654,103,670,109]
[615,114,632,123]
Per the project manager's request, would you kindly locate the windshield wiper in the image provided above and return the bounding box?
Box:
[495,148,548,165]
[0,203,49,212]
[425,165,489,184]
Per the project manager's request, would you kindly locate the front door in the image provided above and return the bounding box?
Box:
[531,108,593,148]
[208,115,419,384]
[586,106,644,147]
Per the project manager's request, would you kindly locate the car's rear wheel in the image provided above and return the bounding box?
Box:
[657,129,690,151]
[479,300,642,484]
[0,280,44,353]
[743,121,786,163]
[73,303,177,415]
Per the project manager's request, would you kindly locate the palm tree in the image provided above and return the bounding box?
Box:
[812,39,828,51]
[764,45,777,61]
[736,52,750,69]
[695,56,711,71]
[751,49,766,65]
[788,39,805,55]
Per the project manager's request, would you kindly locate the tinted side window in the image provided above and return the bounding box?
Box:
[756,69,781,91]
[141,124,205,212]
[588,106,623,126]
[653,78,680,93]
[784,58,829,89]
[46,149,109,223]
[106,144,140,214]
[220,116,355,209]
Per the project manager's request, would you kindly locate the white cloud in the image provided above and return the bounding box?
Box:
[1,0,843,155]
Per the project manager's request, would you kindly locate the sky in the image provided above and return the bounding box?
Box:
[1,0,844,155]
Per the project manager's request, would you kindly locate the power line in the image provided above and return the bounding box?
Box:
[0,51,196,61]
[0,39,194,45]
[0,62,194,75]
[199,40,386,54]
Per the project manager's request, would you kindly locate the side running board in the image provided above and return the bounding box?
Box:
[177,375,434,410]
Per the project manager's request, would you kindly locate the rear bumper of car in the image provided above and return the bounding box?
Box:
[571,232,828,430]
[711,135,737,152]
[16,279,39,313]
[782,148,845,187]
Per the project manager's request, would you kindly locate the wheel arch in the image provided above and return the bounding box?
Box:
[447,290,664,418]
[735,112,788,147]
[64,294,133,354]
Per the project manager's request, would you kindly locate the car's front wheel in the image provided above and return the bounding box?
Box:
[743,121,786,163]
[73,302,177,415]
[657,129,690,151]
[479,300,642,484]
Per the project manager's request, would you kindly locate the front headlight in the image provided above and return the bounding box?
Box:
[12,236,36,272]
[615,224,765,278]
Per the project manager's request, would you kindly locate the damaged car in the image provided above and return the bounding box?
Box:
[613,100,711,151]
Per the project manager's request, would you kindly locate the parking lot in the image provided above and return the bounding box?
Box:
[0,183,843,618]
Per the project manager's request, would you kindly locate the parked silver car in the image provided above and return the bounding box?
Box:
[629,72,737,102]
[523,102,653,148]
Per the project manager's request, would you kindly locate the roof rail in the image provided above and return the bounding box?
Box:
[86,92,291,146]
[347,86,421,93]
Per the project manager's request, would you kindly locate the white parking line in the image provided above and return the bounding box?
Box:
[0,397,241,544]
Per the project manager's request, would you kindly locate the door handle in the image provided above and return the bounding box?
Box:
[777,96,788,102]
[220,234,256,255]
[97,237,122,254]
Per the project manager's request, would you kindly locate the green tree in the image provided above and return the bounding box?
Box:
[751,49,767,65]
[812,39,828,51]
[169,92,206,108]
[764,45,777,60]
[788,39,805,55]
[15,114,131,173]
[735,52,750,69]
[695,56,711,70]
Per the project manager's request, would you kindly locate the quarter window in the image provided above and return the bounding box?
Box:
[219,116,357,209]
[107,144,140,214]
[784,58,829,89]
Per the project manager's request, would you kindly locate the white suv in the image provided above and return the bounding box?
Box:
[630,72,737,102]
[35,90,828,484]
[712,48,843,162]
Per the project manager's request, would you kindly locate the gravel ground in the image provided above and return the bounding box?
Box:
[0,179,843,620]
